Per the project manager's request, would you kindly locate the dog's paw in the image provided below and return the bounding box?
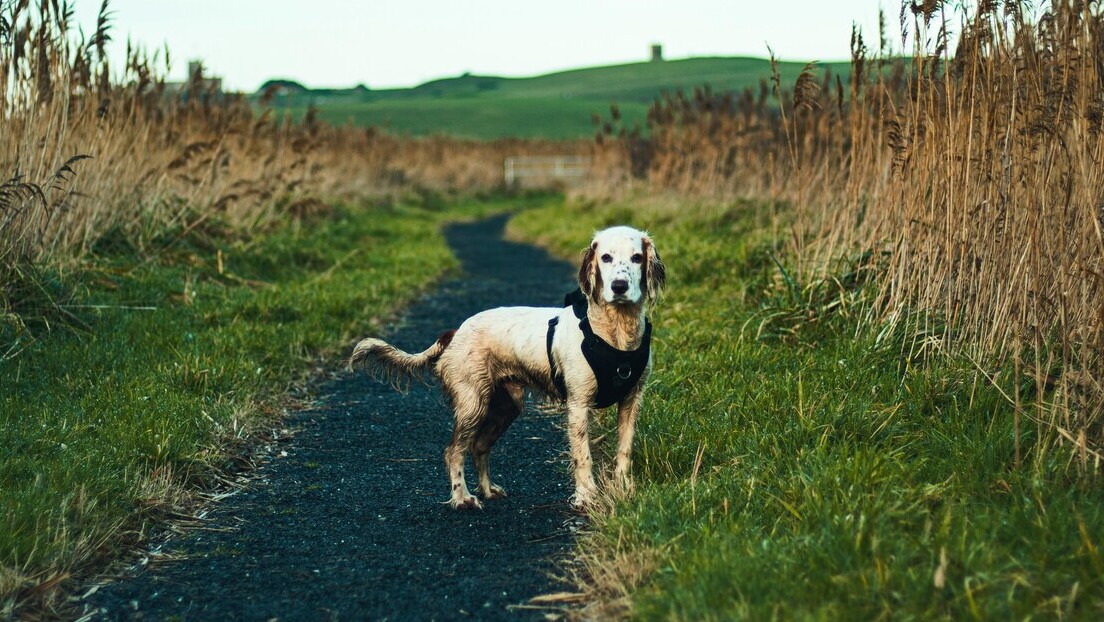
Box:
[612,471,635,496]
[482,484,507,500]
[450,495,484,510]
[570,491,595,512]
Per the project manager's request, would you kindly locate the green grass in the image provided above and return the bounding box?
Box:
[0,194,546,612]
[266,57,851,139]
[308,97,638,141]
[509,198,1104,620]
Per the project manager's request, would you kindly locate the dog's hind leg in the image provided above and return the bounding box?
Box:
[444,384,488,510]
[471,382,524,500]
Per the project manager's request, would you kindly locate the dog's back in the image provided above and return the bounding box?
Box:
[439,305,556,365]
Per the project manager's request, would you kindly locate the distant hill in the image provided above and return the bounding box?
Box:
[258,57,851,140]
[259,78,308,93]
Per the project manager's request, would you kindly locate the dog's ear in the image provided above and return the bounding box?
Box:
[641,236,666,305]
[579,241,600,302]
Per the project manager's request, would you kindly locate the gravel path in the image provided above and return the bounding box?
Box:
[84,214,580,621]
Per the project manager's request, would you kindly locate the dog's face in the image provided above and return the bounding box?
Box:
[579,226,666,307]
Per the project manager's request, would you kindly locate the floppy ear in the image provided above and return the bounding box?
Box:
[579,241,600,302]
[641,236,666,305]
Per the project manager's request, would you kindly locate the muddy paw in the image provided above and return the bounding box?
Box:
[450,495,484,510]
[570,493,594,513]
[612,472,635,496]
[482,484,507,500]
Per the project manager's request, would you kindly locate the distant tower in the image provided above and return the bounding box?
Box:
[650,44,663,62]
[188,60,204,80]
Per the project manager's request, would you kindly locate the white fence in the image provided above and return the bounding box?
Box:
[504,155,592,187]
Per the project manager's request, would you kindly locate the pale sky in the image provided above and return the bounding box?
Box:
[71,1,899,92]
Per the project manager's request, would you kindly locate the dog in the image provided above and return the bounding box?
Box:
[349,226,665,510]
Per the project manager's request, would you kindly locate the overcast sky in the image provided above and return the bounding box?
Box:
[71,1,900,92]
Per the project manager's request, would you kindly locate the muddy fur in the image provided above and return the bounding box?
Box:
[350,226,666,511]
[348,330,454,391]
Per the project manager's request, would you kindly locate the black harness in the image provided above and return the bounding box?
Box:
[546,289,652,409]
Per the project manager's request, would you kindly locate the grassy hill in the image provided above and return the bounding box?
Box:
[262,57,851,140]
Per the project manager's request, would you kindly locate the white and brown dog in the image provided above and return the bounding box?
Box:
[350,226,665,510]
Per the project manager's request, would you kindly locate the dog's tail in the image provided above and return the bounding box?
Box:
[348,330,456,388]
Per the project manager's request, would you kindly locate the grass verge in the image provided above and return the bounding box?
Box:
[509,196,1104,620]
[0,195,536,616]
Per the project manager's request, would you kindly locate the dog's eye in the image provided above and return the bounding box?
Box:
[630,253,644,264]
[601,254,613,263]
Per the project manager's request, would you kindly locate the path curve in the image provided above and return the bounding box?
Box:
[85,214,579,621]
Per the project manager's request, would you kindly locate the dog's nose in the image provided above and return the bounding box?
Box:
[611,279,629,295]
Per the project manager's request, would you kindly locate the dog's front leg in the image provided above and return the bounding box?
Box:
[614,387,643,493]
[567,401,597,509]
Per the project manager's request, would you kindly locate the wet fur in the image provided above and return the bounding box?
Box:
[348,329,455,391]
[350,227,666,510]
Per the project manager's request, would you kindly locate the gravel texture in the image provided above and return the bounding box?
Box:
[84,214,581,621]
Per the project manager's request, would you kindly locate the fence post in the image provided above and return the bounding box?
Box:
[503,155,591,186]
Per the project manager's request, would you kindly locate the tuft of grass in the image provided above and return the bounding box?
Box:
[511,196,1104,620]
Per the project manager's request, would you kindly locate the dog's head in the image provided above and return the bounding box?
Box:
[579,226,666,307]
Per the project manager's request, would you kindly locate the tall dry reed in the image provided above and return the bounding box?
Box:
[0,0,581,342]
[591,0,1104,461]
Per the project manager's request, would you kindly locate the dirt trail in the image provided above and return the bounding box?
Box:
[84,214,580,621]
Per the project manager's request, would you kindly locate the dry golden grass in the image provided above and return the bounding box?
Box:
[589,0,1104,459]
[0,1,582,337]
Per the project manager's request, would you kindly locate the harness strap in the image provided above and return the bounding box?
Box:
[547,317,567,399]
[548,288,652,408]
